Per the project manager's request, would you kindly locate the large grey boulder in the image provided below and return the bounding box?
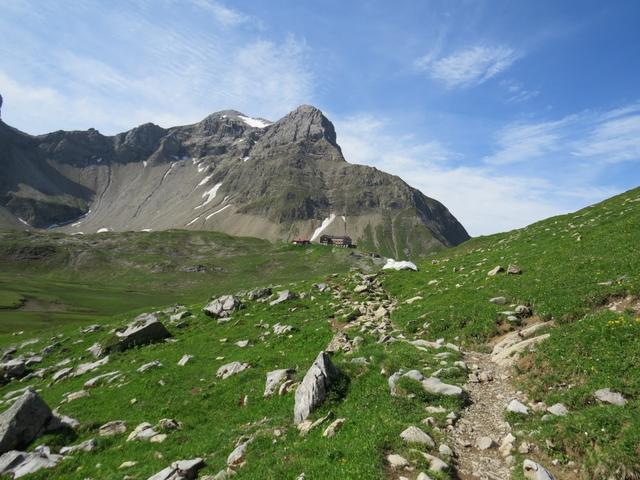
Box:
[147,457,205,480]
[203,295,242,319]
[0,446,63,478]
[523,459,555,479]
[0,359,26,383]
[0,390,53,455]
[108,314,171,353]
[294,352,339,424]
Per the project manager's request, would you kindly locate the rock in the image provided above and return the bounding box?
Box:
[157,418,182,431]
[151,433,167,443]
[51,367,73,382]
[515,305,532,317]
[273,323,294,335]
[386,453,409,468]
[353,284,368,293]
[59,438,96,454]
[247,287,272,300]
[217,362,250,380]
[138,360,162,373]
[293,351,339,424]
[547,403,568,416]
[476,436,495,450]
[147,458,205,480]
[227,437,253,467]
[177,355,193,366]
[128,422,160,441]
[270,290,297,306]
[0,389,53,454]
[84,371,120,388]
[170,311,192,322]
[492,332,551,366]
[109,314,171,353]
[314,283,329,292]
[487,265,504,276]
[507,264,522,275]
[322,418,346,438]
[383,259,418,271]
[0,445,63,478]
[203,295,242,319]
[264,369,293,397]
[489,296,507,305]
[234,340,249,348]
[417,473,434,480]
[120,460,137,468]
[422,377,463,396]
[64,390,89,403]
[297,411,332,436]
[594,388,627,406]
[507,399,529,414]
[400,426,435,447]
[81,324,102,334]
[325,332,352,353]
[420,453,448,472]
[74,356,109,376]
[438,444,453,456]
[87,342,104,358]
[98,420,127,437]
[523,459,555,480]
[0,359,26,382]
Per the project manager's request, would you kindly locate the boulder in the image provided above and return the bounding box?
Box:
[247,287,272,300]
[74,356,109,376]
[547,403,568,416]
[59,438,96,454]
[98,420,127,437]
[0,390,53,455]
[294,352,340,424]
[0,445,62,478]
[507,399,529,414]
[386,453,409,468]
[264,369,294,397]
[0,359,26,382]
[400,426,435,447]
[487,266,504,276]
[383,259,418,271]
[217,362,250,380]
[489,296,507,305]
[203,295,242,319]
[594,388,627,406]
[322,418,346,438]
[108,314,171,353]
[227,437,253,467]
[523,459,555,480]
[507,264,522,275]
[270,290,297,306]
[147,458,205,480]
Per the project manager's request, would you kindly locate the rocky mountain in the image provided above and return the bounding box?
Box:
[0,99,469,257]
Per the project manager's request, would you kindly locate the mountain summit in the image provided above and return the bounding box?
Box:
[0,100,469,257]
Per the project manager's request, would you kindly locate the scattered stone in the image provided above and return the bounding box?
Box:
[84,371,121,388]
[476,436,496,450]
[74,356,109,377]
[386,453,409,468]
[515,305,532,317]
[594,388,627,406]
[217,362,250,380]
[81,324,102,334]
[227,437,253,468]
[438,444,453,456]
[405,296,423,304]
[157,418,182,431]
[489,296,507,305]
[98,420,127,437]
[51,367,73,383]
[234,340,249,348]
[0,359,26,382]
[507,399,529,414]
[400,426,435,447]
[138,360,162,373]
[273,323,294,335]
[0,389,53,454]
[417,473,434,480]
[177,355,193,366]
[203,295,242,319]
[128,422,160,442]
[523,459,555,480]
[420,453,448,472]
[0,445,62,478]
[64,390,89,403]
[147,457,205,480]
[108,314,171,353]
[297,411,332,435]
[383,259,418,271]
[59,438,97,454]
[120,460,137,468]
[247,287,272,300]
[547,403,568,416]
[507,264,522,275]
[353,285,368,293]
[170,311,192,322]
[294,352,339,424]
[87,342,104,358]
[487,266,504,276]
[264,369,294,397]
[270,290,297,306]
[325,332,352,353]
[322,418,346,438]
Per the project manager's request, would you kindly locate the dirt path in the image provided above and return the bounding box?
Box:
[451,350,517,480]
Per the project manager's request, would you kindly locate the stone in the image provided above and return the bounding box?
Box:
[84,371,120,388]
[594,388,627,406]
[523,459,555,480]
[247,287,272,300]
[476,436,495,450]
[138,360,162,373]
[217,362,250,380]
[99,420,127,436]
[322,418,346,438]
[120,460,137,468]
[0,389,53,454]
[128,422,159,441]
[273,323,294,335]
[417,473,434,480]
[81,324,102,334]
[515,305,532,317]
[420,453,448,472]
[293,352,339,424]
[177,355,193,366]
[74,356,109,376]
[203,295,242,319]
[487,265,504,276]
[325,332,352,353]
[492,333,551,367]
[64,390,89,403]
[489,296,507,305]
[507,399,529,414]
[147,457,205,480]
[234,340,249,348]
[109,314,171,353]
[386,453,409,468]
[353,284,368,293]
[264,369,293,397]
[438,444,453,456]
[0,445,63,478]
[227,437,253,467]
[400,426,435,447]
[51,367,73,382]
[0,359,26,381]
[59,438,97,454]
[547,403,568,416]
[157,418,182,431]
[87,342,104,358]
[383,259,418,271]
[270,290,297,306]
[170,311,192,322]
[507,264,522,275]
[422,377,463,397]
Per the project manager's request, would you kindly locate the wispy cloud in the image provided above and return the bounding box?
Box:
[189,0,251,27]
[415,45,519,88]
[501,79,540,103]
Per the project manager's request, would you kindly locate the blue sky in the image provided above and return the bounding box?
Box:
[1,0,639,235]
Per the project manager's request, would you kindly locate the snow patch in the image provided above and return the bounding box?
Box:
[17,218,29,226]
[96,157,102,163]
[194,182,223,209]
[143,160,148,168]
[205,204,231,220]
[71,232,84,236]
[238,115,271,129]
[162,162,176,182]
[383,259,418,271]
[198,174,213,186]
[186,216,201,227]
[96,228,110,234]
[141,228,152,232]
[341,215,346,222]
[310,214,336,241]
[242,156,250,162]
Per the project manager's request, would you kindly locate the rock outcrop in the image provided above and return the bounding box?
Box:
[294,352,340,424]
[0,390,53,455]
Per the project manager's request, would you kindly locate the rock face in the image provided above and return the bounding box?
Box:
[107,314,171,353]
[0,390,53,455]
[0,102,468,257]
[294,352,340,424]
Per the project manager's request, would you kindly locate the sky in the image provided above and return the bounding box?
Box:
[1,0,639,236]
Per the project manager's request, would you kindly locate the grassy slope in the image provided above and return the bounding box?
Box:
[383,187,640,479]
[0,230,362,334]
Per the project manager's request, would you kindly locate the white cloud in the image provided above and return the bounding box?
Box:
[573,107,640,162]
[415,45,519,88]
[190,0,250,27]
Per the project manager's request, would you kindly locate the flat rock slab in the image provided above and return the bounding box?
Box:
[270,290,297,306]
[217,362,250,380]
[0,446,62,478]
[147,457,205,480]
[109,314,171,353]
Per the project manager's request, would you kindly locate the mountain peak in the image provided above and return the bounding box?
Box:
[261,104,338,148]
